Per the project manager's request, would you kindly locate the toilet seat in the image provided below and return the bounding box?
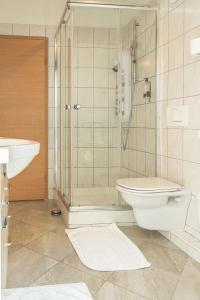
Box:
[116,177,182,193]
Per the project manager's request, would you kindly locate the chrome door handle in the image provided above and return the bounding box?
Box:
[65,104,71,110]
[73,104,81,110]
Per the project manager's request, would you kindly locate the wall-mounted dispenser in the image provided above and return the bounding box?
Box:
[190,37,200,56]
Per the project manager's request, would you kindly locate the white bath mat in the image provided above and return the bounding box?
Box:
[3,283,93,300]
[65,223,151,271]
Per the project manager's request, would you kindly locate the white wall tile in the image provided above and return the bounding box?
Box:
[183,161,200,194]
[48,47,55,67]
[169,36,183,70]
[94,48,109,68]
[45,25,56,47]
[77,88,93,107]
[77,128,93,147]
[78,108,93,127]
[184,26,200,66]
[48,66,55,88]
[184,61,200,97]
[94,108,108,127]
[94,28,109,48]
[168,67,183,99]
[94,88,108,107]
[167,158,182,184]
[158,44,169,74]
[48,88,55,107]
[13,24,29,35]
[78,48,93,68]
[183,130,200,163]
[184,0,200,33]
[158,15,168,46]
[157,155,168,178]
[94,68,109,88]
[168,128,183,159]
[78,68,93,87]
[145,25,156,53]
[136,152,146,175]
[30,24,45,36]
[184,96,200,129]
[94,148,108,167]
[78,168,93,187]
[94,168,108,187]
[169,3,184,41]
[77,28,93,47]
[78,148,93,167]
[0,23,12,35]
[94,128,108,147]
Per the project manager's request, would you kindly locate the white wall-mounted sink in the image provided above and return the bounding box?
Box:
[0,137,40,179]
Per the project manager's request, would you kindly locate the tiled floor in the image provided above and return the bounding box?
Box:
[7,200,200,300]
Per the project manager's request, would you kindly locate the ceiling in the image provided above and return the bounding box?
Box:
[0,0,158,26]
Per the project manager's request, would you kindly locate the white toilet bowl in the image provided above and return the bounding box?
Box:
[116,177,191,231]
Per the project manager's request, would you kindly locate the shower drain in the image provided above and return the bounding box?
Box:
[51,209,62,216]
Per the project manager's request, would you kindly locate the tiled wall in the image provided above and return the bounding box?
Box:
[120,11,157,179]
[0,23,56,199]
[72,27,121,188]
[157,0,200,241]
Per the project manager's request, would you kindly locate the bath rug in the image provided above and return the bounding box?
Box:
[3,283,93,300]
[65,223,151,271]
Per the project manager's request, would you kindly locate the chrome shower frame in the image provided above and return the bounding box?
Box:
[53,0,158,226]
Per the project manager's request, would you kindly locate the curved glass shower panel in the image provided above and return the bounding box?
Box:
[120,9,157,179]
[71,6,122,207]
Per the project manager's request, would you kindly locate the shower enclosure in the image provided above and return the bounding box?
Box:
[54,1,157,226]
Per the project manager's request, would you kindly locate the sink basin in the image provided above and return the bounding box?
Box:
[0,137,40,178]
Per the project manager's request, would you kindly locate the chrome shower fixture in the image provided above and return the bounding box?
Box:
[112,64,119,72]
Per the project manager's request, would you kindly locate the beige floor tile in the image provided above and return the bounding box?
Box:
[8,203,25,217]
[8,243,22,255]
[62,251,112,280]
[94,281,149,300]
[109,266,179,300]
[139,241,188,275]
[150,231,178,250]
[26,231,73,261]
[10,199,57,212]
[20,210,64,231]
[51,223,67,237]
[172,258,200,300]
[9,221,47,246]
[7,247,57,288]
[9,207,42,221]
[32,262,105,295]
[119,226,152,242]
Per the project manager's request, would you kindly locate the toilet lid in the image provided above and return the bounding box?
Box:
[116,177,182,192]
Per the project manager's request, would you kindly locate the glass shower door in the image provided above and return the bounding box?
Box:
[55,15,73,205]
[70,6,121,207]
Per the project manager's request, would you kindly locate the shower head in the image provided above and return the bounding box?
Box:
[112,64,118,72]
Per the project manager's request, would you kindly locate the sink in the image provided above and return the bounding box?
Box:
[0,137,40,178]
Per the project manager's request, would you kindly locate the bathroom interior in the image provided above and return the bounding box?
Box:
[0,0,200,299]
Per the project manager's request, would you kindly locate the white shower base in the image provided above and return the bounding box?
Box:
[54,188,135,228]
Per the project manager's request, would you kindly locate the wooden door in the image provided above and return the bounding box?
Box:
[0,36,48,201]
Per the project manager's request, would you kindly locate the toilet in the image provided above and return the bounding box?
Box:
[116,177,191,231]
